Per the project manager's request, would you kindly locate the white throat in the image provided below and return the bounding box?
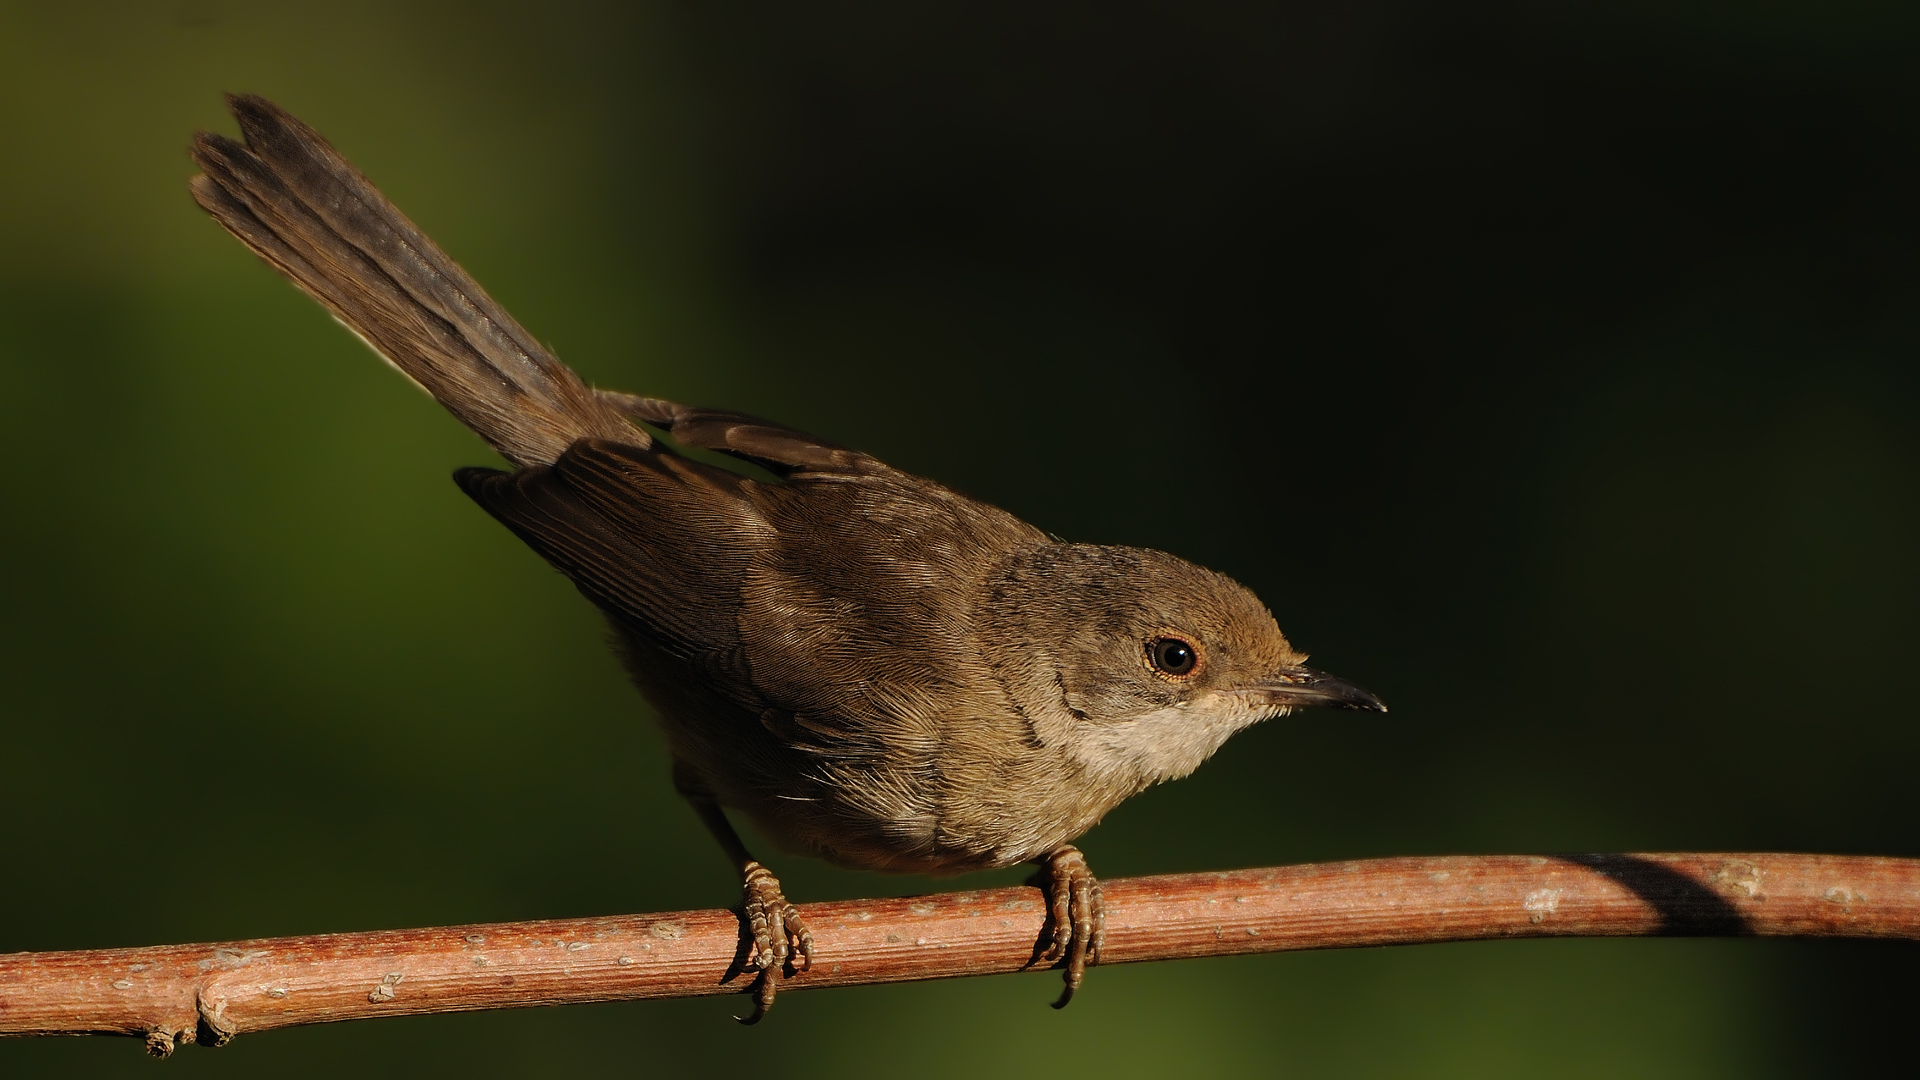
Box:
[1070,691,1281,790]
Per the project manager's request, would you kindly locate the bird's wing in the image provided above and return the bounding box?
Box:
[456,439,772,692]
[596,391,885,477]
[462,433,1044,756]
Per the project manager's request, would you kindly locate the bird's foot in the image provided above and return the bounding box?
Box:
[735,860,813,1025]
[1031,845,1105,1009]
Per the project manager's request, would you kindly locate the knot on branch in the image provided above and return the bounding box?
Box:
[143,1027,177,1059]
[195,989,236,1048]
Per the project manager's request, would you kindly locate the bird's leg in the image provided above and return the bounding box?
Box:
[1031,845,1106,1009]
[682,791,813,1024]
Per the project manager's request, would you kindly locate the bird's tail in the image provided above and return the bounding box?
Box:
[188,94,637,468]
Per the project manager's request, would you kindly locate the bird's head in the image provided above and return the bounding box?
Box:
[984,543,1384,791]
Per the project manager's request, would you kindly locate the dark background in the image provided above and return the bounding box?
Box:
[3,1,1916,1075]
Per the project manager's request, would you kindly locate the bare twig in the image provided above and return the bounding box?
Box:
[4,853,1915,1056]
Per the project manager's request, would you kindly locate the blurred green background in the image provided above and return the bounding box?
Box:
[3,1,1916,1075]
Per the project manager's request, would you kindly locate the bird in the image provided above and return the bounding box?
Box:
[187,94,1385,1022]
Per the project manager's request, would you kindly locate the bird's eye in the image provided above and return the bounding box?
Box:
[1148,636,1200,678]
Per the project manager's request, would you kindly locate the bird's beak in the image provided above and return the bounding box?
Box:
[1249,666,1387,712]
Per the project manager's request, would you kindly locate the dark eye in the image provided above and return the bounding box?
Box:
[1148,636,1199,678]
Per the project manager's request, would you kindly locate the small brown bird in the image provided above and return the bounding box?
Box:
[187,95,1384,1021]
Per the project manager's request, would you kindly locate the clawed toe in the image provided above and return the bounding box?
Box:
[735,861,813,1025]
[1032,846,1105,1009]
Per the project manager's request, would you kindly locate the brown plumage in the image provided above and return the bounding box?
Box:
[188,94,1385,1021]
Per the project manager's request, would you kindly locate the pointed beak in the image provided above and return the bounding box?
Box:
[1250,665,1387,713]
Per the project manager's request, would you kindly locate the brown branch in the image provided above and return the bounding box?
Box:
[4,853,1915,1056]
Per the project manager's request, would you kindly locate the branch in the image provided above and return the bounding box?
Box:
[5,853,1915,1056]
